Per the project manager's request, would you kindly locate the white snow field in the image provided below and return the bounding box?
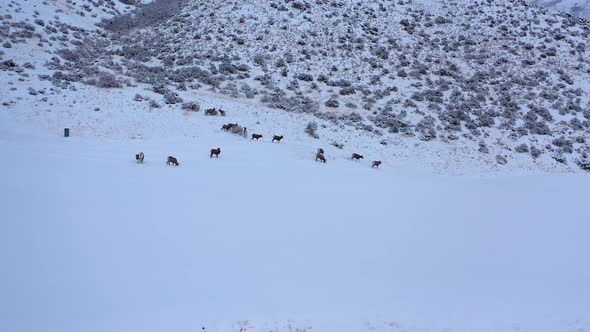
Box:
[1,111,589,332]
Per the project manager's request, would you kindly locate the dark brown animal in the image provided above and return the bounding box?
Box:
[135,152,144,164]
[251,134,263,140]
[315,152,326,163]
[205,108,218,116]
[272,135,284,142]
[372,160,382,168]
[221,123,235,131]
[218,109,226,116]
[351,153,364,160]
[167,156,179,166]
[210,147,221,158]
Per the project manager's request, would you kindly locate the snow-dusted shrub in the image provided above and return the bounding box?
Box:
[515,143,529,153]
[552,137,573,153]
[164,90,183,104]
[253,54,266,66]
[95,72,122,88]
[118,45,151,62]
[552,153,567,164]
[374,46,389,60]
[181,102,200,112]
[326,79,352,87]
[576,158,590,172]
[419,128,437,141]
[496,155,508,165]
[133,94,143,101]
[261,91,319,114]
[345,102,358,109]
[240,84,257,99]
[530,145,542,159]
[297,73,314,81]
[305,121,319,139]
[339,87,355,95]
[569,117,584,130]
[219,62,238,75]
[525,120,551,135]
[149,99,161,108]
[371,112,409,134]
[325,98,339,108]
[57,49,80,62]
[331,141,344,149]
[478,140,489,154]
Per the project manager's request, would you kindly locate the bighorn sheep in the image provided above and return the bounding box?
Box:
[167,156,179,166]
[135,152,144,164]
[210,148,221,158]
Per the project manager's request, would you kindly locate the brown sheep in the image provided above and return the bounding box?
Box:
[221,123,236,131]
[210,147,221,158]
[205,108,218,116]
[351,153,364,160]
[135,152,144,164]
[167,156,179,166]
[272,135,284,142]
[251,133,263,140]
[315,152,327,163]
[372,160,382,168]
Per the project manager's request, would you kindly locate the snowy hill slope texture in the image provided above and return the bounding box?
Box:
[1,116,590,332]
[531,0,590,21]
[1,0,590,173]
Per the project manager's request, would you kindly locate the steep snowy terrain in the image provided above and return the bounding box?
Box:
[531,0,590,20]
[2,0,590,173]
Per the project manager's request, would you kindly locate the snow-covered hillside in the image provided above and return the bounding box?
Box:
[1,119,590,332]
[531,0,590,21]
[2,0,590,173]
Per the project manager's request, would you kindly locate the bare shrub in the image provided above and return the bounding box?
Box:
[305,121,319,139]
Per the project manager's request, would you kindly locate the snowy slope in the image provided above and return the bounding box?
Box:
[1,119,589,332]
[530,0,590,20]
[3,0,590,173]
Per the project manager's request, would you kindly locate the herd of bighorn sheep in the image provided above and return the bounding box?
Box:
[133,120,381,168]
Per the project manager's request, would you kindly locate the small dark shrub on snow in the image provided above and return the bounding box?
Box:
[325,98,339,108]
[305,121,319,139]
[339,87,356,95]
[164,90,183,104]
[181,102,200,112]
[95,72,122,88]
[297,73,314,82]
[552,137,574,153]
[496,155,508,165]
[515,144,529,153]
[479,140,489,154]
[576,158,590,172]
[530,145,542,159]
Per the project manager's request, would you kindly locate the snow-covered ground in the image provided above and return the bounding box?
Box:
[1,106,590,332]
[531,0,590,20]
